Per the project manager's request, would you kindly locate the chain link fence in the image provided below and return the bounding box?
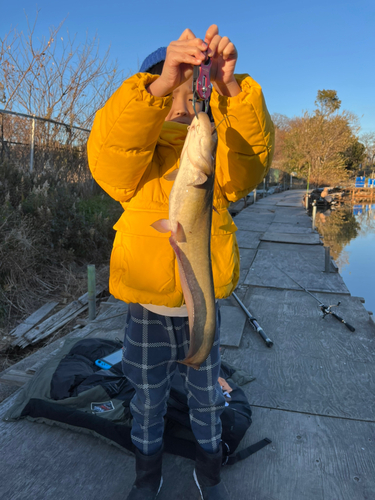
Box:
[1,109,306,192]
[0,109,91,188]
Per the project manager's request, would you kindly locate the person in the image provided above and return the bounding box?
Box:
[87,24,274,500]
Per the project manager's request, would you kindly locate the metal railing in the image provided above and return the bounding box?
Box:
[0,109,91,182]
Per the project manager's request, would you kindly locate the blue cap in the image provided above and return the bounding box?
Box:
[140,47,167,73]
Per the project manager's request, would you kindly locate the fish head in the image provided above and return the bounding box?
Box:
[187,112,217,176]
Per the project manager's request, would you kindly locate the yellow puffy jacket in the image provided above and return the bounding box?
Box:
[87,72,274,306]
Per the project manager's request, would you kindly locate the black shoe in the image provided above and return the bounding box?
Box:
[126,446,163,500]
[193,444,228,500]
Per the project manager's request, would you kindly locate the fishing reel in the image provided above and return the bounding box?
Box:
[320,301,341,319]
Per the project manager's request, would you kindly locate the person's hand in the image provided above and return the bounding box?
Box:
[148,29,208,97]
[204,25,240,97]
[147,25,240,98]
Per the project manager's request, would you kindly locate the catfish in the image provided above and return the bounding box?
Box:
[152,112,218,369]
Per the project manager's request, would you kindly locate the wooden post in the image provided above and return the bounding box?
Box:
[305,193,309,210]
[87,264,96,321]
[312,201,317,230]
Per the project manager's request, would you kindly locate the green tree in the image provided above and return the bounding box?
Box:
[341,139,366,171]
[315,90,342,116]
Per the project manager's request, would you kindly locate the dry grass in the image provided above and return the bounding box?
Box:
[0,160,121,340]
[0,156,120,379]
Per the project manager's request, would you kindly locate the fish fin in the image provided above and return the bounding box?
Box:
[151,219,171,233]
[163,170,178,182]
[213,205,219,214]
[172,221,186,243]
[187,171,208,186]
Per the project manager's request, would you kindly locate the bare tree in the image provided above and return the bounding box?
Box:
[271,114,290,171]
[0,10,125,133]
[272,113,291,132]
[360,132,375,170]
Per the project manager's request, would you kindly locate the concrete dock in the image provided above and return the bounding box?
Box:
[1,189,374,500]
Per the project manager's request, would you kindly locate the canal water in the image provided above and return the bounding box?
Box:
[315,202,375,314]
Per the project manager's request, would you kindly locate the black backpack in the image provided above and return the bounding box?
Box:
[165,363,271,465]
[4,338,271,465]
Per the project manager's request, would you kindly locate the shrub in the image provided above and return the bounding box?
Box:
[0,161,123,329]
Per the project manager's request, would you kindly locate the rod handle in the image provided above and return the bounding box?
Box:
[232,292,273,347]
[331,312,355,332]
[249,319,274,347]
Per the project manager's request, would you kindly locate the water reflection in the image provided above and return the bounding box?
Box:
[315,202,375,313]
[353,204,375,234]
[315,204,360,265]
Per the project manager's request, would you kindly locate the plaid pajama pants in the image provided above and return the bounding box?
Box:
[121,303,225,456]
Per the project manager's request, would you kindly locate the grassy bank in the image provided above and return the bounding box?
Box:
[0,161,123,337]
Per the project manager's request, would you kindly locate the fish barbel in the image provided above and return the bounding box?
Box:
[152,112,218,369]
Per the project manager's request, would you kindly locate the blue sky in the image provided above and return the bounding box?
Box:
[2,0,374,133]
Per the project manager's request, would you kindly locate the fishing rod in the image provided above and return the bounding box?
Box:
[232,292,273,347]
[275,266,355,332]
